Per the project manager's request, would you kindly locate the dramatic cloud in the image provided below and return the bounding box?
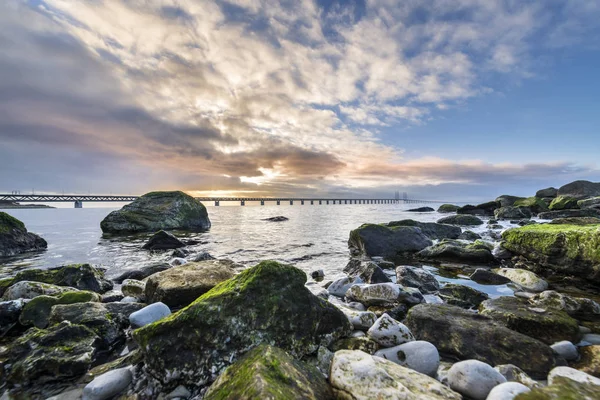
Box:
[1,0,599,198]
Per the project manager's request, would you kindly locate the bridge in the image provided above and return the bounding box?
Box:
[0,194,444,208]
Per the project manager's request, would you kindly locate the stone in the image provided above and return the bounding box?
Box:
[438,204,460,213]
[459,230,482,240]
[487,382,530,400]
[548,366,600,385]
[494,364,540,389]
[536,187,558,198]
[493,243,514,259]
[549,196,580,211]
[366,313,414,347]
[479,296,579,345]
[405,304,557,378]
[339,308,377,330]
[82,367,132,400]
[470,268,511,285]
[550,341,578,361]
[310,269,325,279]
[330,336,380,354]
[346,283,417,306]
[387,219,461,240]
[2,280,75,300]
[101,290,124,302]
[578,196,600,209]
[188,251,216,262]
[558,180,600,200]
[571,345,600,377]
[502,224,600,282]
[538,208,600,219]
[100,191,211,233]
[581,333,600,345]
[0,212,47,257]
[129,302,171,329]
[19,290,101,328]
[329,350,461,400]
[113,263,170,283]
[497,195,526,207]
[262,216,289,222]
[348,223,432,262]
[374,340,439,377]
[495,268,548,292]
[327,276,360,297]
[515,376,600,399]
[447,359,507,400]
[343,260,390,284]
[0,299,24,336]
[121,279,145,300]
[142,230,186,250]
[395,265,439,293]
[457,201,500,216]
[169,257,188,267]
[513,197,549,214]
[45,389,85,400]
[438,283,489,309]
[407,206,435,212]
[417,239,496,264]
[495,206,533,220]
[144,259,237,308]
[133,261,352,386]
[166,385,192,399]
[549,216,600,225]
[437,214,484,226]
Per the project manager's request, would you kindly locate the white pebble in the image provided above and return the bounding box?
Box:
[486,382,530,400]
[448,360,507,400]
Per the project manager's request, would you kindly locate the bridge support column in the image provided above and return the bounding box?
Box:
[215,201,220,206]
[260,200,264,206]
[301,200,304,205]
[277,200,280,205]
[290,200,294,205]
[310,200,314,205]
[326,200,329,205]
[241,200,245,206]
[74,200,83,208]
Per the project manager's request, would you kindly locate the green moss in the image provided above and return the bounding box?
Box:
[57,290,99,304]
[548,196,579,211]
[514,197,549,212]
[0,211,26,234]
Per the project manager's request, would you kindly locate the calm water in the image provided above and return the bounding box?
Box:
[1,204,517,297]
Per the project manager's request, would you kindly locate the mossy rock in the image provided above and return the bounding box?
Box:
[515,376,600,399]
[436,215,484,226]
[571,345,600,378]
[513,197,549,214]
[19,290,102,328]
[133,261,352,387]
[416,239,496,265]
[457,201,500,216]
[437,204,460,213]
[549,196,580,211]
[497,195,526,207]
[386,220,461,240]
[0,211,25,233]
[348,223,432,262]
[204,345,333,400]
[438,283,489,309]
[502,224,600,282]
[329,337,380,355]
[549,217,600,225]
[0,212,47,257]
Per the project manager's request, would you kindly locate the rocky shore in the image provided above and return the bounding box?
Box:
[1,182,600,399]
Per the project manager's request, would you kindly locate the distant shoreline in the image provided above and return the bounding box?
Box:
[0,201,54,209]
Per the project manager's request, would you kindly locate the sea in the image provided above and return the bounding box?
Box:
[0,204,519,298]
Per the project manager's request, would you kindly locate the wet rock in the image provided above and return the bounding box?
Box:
[346,283,417,306]
[262,216,289,222]
[536,187,558,198]
[133,261,352,386]
[516,376,600,399]
[494,364,540,389]
[0,212,47,257]
[438,283,489,308]
[495,206,533,220]
[19,290,101,328]
[526,291,600,320]
[513,197,549,214]
[144,259,237,308]
[104,302,145,326]
[459,230,482,240]
[329,350,461,399]
[129,302,171,329]
[395,265,439,293]
[310,269,325,279]
[367,313,414,347]
[550,341,578,361]
[101,191,211,234]
[327,276,360,297]
[405,304,557,378]
[486,382,530,400]
[493,243,513,259]
[2,280,75,300]
[438,204,460,213]
[479,296,579,345]
[387,219,462,240]
[348,223,432,262]
[343,260,390,284]
[549,196,579,211]
[497,195,526,207]
[538,208,600,219]
[113,263,170,283]
[496,268,548,292]
[447,359,507,400]
[188,251,215,262]
[581,333,600,345]
[142,230,185,250]
[330,336,379,354]
[457,201,500,216]
[571,345,600,377]
[374,340,439,376]
[0,299,24,336]
[167,385,192,399]
[121,279,145,300]
[557,180,600,200]
[367,303,408,321]
[82,367,132,400]
[578,196,600,209]
[470,268,511,285]
[437,214,484,226]
[417,239,496,264]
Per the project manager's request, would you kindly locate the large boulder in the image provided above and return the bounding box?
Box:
[501,224,600,282]
[457,201,500,216]
[437,215,484,226]
[495,206,533,220]
[100,191,210,234]
[513,197,549,214]
[0,212,47,257]
[405,304,557,378]
[387,219,461,240]
[19,290,101,328]
[144,260,238,308]
[417,239,496,264]
[479,296,580,345]
[133,261,352,387]
[437,204,460,213]
[348,223,432,262]
[557,180,600,200]
[329,350,461,400]
[536,187,558,198]
[204,345,332,400]
[549,196,579,211]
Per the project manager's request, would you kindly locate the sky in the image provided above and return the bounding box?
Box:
[1,0,599,202]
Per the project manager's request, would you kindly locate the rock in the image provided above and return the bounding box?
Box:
[262,216,289,222]
[0,299,24,336]
[188,251,216,262]
[204,345,331,400]
[479,296,579,345]
[495,268,548,292]
[457,201,500,216]
[374,340,439,376]
[549,216,600,225]
[366,313,414,347]
[0,264,113,297]
[339,308,377,330]
[387,219,462,240]
[101,290,124,302]
[19,290,101,328]
[497,195,526,207]
[0,212,47,257]
[170,257,188,267]
[549,196,580,210]
[407,206,435,212]
[515,376,600,399]
[330,336,379,354]
[395,265,439,293]
[133,261,352,386]
[548,366,600,385]
[2,280,75,300]
[45,388,84,400]
[581,333,600,345]
[487,382,530,400]
[129,302,171,329]
[171,247,188,258]
[367,303,409,321]
[578,196,600,209]
[438,204,460,213]
[558,180,600,200]
[82,367,132,400]
[348,223,432,262]
[572,345,600,377]
[343,260,390,284]
[144,259,237,308]
[495,206,533,220]
[470,268,511,285]
[329,350,461,400]
[459,230,482,240]
[166,385,192,399]
[121,279,145,300]
[550,341,578,361]
[493,243,514,259]
[405,304,557,378]
[501,224,600,282]
[437,214,484,226]
[494,364,540,389]
[310,269,325,279]
[1,321,101,386]
[538,208,600,219]
[417,239,496,264]
[142,230,185,250]
[113,263,170,283]
[100,191,211,234]
[327,276,359,297]
[527,291,600,321]
[448,359,507,400]
[513,197,549,214]
[438,283,489,308]
[120,296,139,303]
[346,283,416,306]
[536,187,558,198]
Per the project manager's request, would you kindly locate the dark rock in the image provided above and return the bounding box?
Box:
[19,291,101,329]
[417,239,496,265]
[343,260,390,284]
[437,215,484,226]
[549,217,600,225]
[495,206,532,220]
[348,224,432,262]
[437,204,460,213]
[548,196,579,211]
[101,290,124,303]
[469,268,511,285]
[538,209,600,220]
[578,196,600,210]
[557,180,600,200]
[188,251,216,262]
[496,195,526,207]
[387,219,461,240]
[171,248,188,258]
[536,187,558,198]
[458,230,482,241]
[438,283,489,308]
[262,216,289,222]
[0,299,24,336]
[142,230,185,251]
[527,290,600,321]
[113,263,170,283]
[101,191,210,234]
[0,212,47,257]
[133,261,352,387]
[513,197,549,214]
[405,304,557,378]
[395,266,439,293]
[407,207,435,212]
[310,269,325,280]
[457,201,500,216]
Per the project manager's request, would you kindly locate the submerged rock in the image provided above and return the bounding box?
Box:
[387,219,461,240]
[348,223,432,261]
[0,212,47,257]
[436,214,484,226]
[100,191,210,234]
[438,283,489,309]
[262,216,289,222]
[142,230,185,250]
[417,239,496,264]
[407,206,435,212]
[437,204,460,213]
[133,261,352,387]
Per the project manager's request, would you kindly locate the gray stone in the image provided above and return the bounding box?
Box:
[437,214,484,226]
[327,276,360,297]
[536,188,558,198]
[2,281,75,300]
[142,230,185,250]
[343,260,390,284]
[486,382,530,400]
[0,299,24,336]
[494,364,540,389]
[495,206,532,220]
[417,239,495,264]
[367,313,414,347]
[348,223,432,261]
[386,219,461,240]
[340,308,377,330]
[82,367,132,400]
[550,341,578,361]
[548,366,600,385]
[557,180,600,200]
[374,340,439,376]
[395,265,439,293]
[495,268,548,292]
[113,263,170,283]
[469,268,511,285]
[438,283,489,309]
[166,385,192,399]
[129,302,171,329]
[581,333,600,345]
[0,212,47,257]
[447,359,507,400]
[346,283,415,306]
[121,279,145,301]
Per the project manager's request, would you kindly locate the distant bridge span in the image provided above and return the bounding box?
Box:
[0,194,446,208]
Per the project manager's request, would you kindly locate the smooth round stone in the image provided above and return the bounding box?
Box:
[351,330,366,338]
[496,268,548,292]
[374,340,439,376]
[129,302,171,329]
[581,333,600,345]
[548,366,600,386]
[550,340,578,361]
[166,385,192,399]
[448,360,507,400]
[82,367,132,400]
[328,277,360,297]
[367,313,414,347]
[486,382,530,400]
